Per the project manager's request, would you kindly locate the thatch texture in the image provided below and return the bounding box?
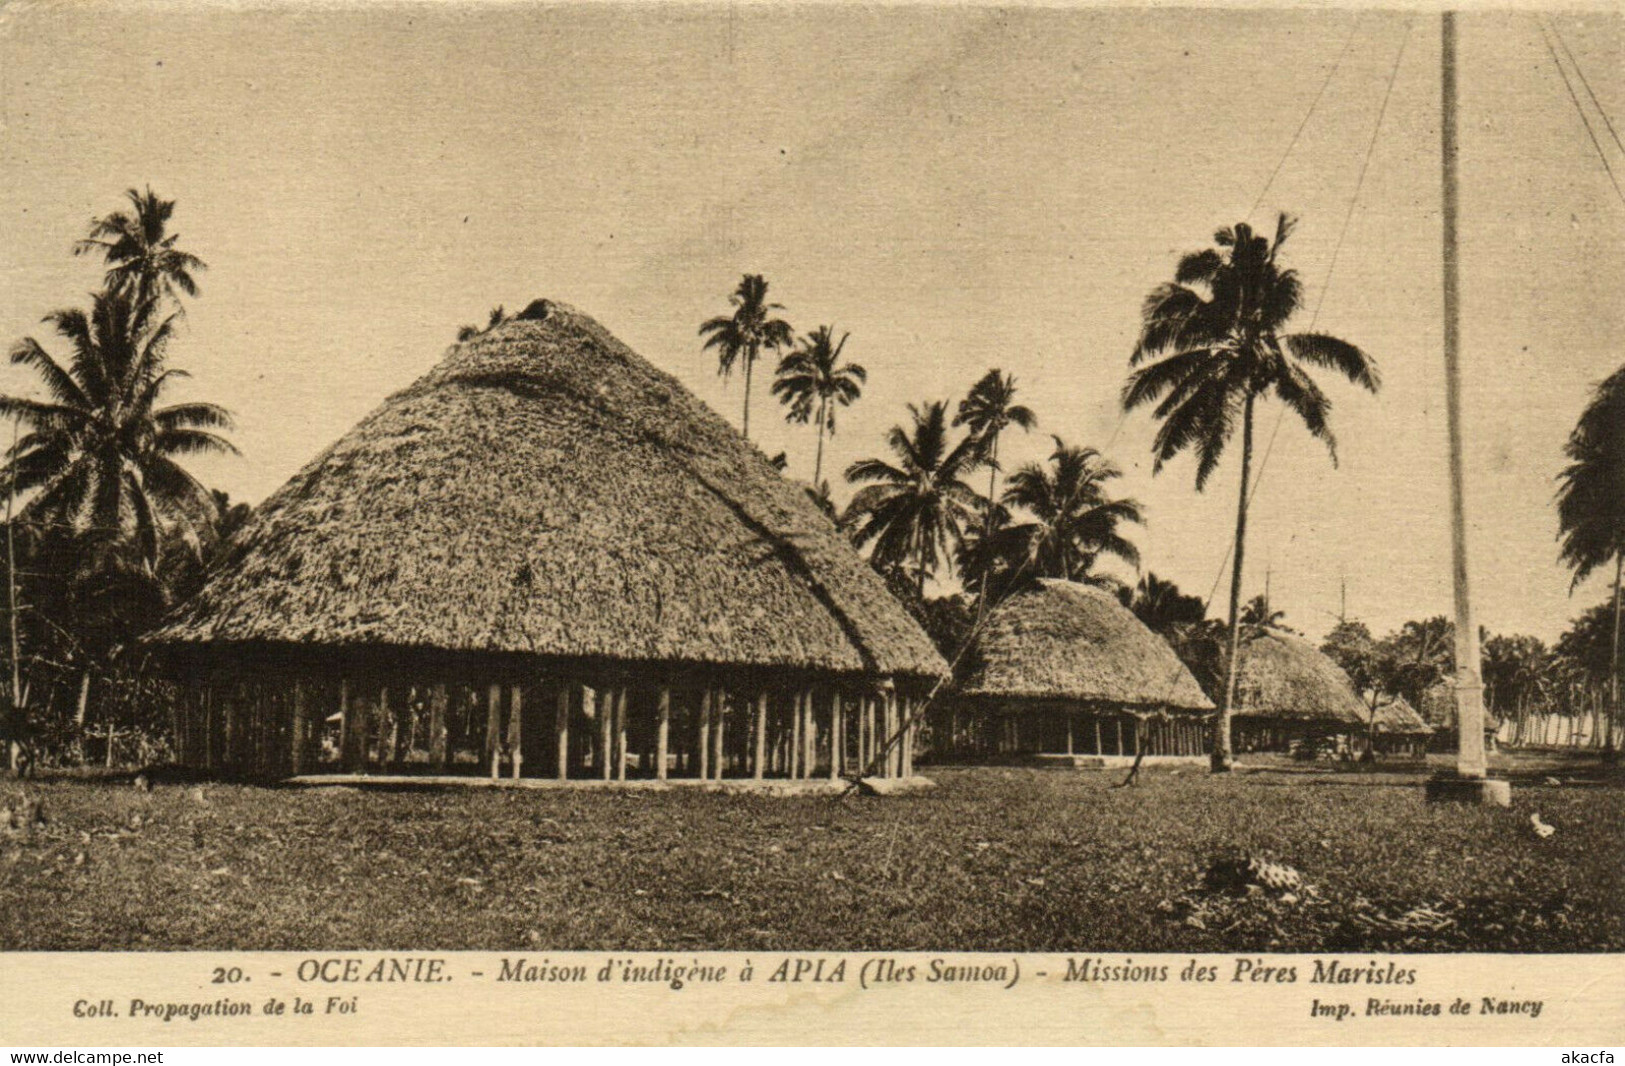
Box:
[1369,695,1433,736]
[150,300,945,680]
[956,580,1213,710]
[1221,627,1369,726]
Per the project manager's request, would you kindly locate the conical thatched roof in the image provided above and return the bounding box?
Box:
[1225,627,1369,726]
[1369,695,1433,735]
[150,300,946,680]
[956,580,1213,711]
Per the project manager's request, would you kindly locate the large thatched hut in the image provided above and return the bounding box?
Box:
[148,300,946,783]
[940,580,1214,761]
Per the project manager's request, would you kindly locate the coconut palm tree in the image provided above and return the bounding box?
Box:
[843,400,982,599]
[73,187,206,308]
[1002,437,1143,585]
[699,274,793,441]
[1557,363,1625,752]
[0,288,236,571]
[954,369,1036,607]
[771,325,866,489]
[1239,593,1286,628]
[1128,571,1208,635]
[1121,213,1379,772]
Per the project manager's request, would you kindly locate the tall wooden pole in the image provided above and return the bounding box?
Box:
[657,686,671,781]
[1441,9,1487,779]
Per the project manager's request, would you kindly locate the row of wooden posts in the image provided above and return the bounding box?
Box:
[935,707,1211,758]
[174,674,922,782]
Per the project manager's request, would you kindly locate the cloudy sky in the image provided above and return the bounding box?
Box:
[1,3,1622,644]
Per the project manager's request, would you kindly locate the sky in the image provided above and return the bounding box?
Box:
[1,2,1622,645]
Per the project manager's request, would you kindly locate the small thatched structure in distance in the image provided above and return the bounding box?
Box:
[148,299,946,783]
[940,580,1214,761]
[1417,682,1500,754]
[1361,695,1433,757]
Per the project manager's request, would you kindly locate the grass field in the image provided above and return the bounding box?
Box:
[2,755,1620,952]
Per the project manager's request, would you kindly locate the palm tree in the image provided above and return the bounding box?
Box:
[1128,572,1208,635]
[1002,437,1143,585]
[954,369,1036,607]
[699,274,793,441]
[843,401,982,599]
[771,326,866,489]
[0,288,236,571]
[1557,363,1625,753]
[1239,593,1286,628]
[1121,213,1379,771]
[73,187,206,308]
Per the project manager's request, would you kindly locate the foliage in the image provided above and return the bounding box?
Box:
[1125,572,1208,635]
[771,325,865,488]
[1557,364,1625,587]
[1001,437,1143,584]
[843,400,983,597]
[72,187,206,307]
[699,274,793,439]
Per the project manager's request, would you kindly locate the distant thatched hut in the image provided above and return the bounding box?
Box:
[148,300,946,783]
[1361,695,1433,757]
[1417,682,1499,754]
[1184,627,1369,753]
[941,580,1214,761]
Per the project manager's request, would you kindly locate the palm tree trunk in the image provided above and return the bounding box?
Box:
[1609,552,1621,756]
[1215,391,1255,773]
[742,346,755,441]
[813,396,827,489]
[978,435,999,615]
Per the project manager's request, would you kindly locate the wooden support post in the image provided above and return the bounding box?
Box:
[429,684,448,771]
[615,687,628,782]
[697,688,711,781]
[799,690,812,779]
[1067,715,1075,756]
[718,685,731,780]
[657,686,671,781]
[790,692,804,779]
[829,691,842,781]
[598,687,613,781]
[555,686,571,780]
[753,691,767,781]
[905,709,916,777]
[486,683,503,779]
[509,685,524,779]
[338,678,355,772]
[378,686,393,771]
[1115,716,1124,757]
[289,681,308,776]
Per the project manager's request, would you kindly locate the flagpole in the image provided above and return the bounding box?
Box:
[1434,9,1508,805]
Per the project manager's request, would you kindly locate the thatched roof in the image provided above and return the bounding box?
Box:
[1417,682,1500,732]
[1224,627,1369,726]
[150,300,946,681]
[956,580,1213,711]
[1369,695,1433,735]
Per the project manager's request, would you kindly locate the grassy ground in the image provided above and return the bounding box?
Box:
[2,753,1620,952]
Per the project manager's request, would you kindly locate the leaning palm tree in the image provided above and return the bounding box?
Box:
[843,400,983,599]
[1121,213,1379,771]
[954,369,1036,608]
[73,187,207,309]
[1002,437,1143,585]
[771,325,866,489]
[0,288,236,571]
[698,274,793,441]
[1557,362,1625,752]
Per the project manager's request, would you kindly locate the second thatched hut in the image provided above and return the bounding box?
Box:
[1182,626,1370,754]
[939,580,1214,762]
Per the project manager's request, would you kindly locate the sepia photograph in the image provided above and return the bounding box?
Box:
[0,0,1621,1006]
